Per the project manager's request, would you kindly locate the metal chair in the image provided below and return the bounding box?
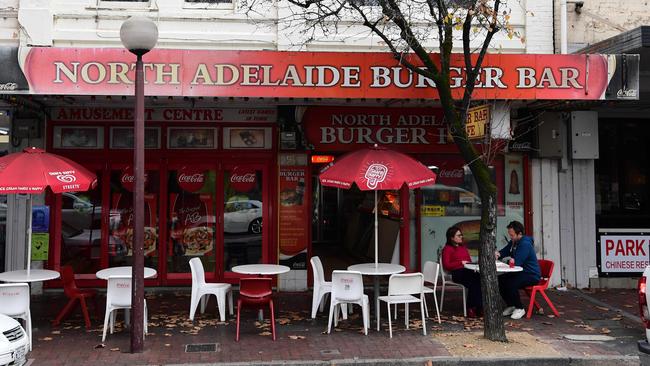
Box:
[439,261,467,317]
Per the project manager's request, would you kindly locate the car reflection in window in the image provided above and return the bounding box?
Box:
[224,200,262,235]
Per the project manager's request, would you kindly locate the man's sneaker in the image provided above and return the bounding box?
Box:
[502,306,515,316]
[510,308,526,320]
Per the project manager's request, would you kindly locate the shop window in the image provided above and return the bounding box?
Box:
[108,169,160,270]
[596,119,650,225]
[60,177,103,275]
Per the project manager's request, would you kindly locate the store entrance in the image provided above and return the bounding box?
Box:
[311,173,402,277]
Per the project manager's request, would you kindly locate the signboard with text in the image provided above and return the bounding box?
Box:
[465,105,490,139]
[0,47,637,100]
[599,234,650,274]
[278,166,309,269]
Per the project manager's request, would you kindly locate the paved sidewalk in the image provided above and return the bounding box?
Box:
[23,286,645,366]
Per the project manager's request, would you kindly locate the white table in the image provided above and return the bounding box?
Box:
[231,264,290,276]
[347,263,406,329]
[0,269,60,283]
[95,266,157,280]
[464,262,523,273]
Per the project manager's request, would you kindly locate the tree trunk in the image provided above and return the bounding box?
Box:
[478,190,507,341]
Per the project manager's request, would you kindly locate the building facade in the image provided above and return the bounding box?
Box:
[0,0,639,290]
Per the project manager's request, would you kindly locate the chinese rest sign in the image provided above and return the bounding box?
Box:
[0,47,633,100]
[599,234,650,273]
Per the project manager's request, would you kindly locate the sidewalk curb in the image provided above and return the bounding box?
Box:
[166,355,641,366]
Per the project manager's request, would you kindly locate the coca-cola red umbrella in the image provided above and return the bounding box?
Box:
[0,147,97,273]
[319,144,436,267]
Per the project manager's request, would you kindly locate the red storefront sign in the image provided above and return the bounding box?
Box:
[12,48,636,100]
[304,106,451,152]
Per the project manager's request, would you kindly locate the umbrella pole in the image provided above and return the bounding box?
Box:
[26,194,33,275]
[374,190,378,269]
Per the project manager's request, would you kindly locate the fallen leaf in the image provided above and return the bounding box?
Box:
[110,347,120,352]
[463,343,476,348]
[259,331,272,336]
[164,344,171,347]
[41,337,53,341]
[51,331,61,335]
[288,335,306,340]
[600,328,611,334]
[94,344,105,349]
[596,306,609,312]
[565,319,576,323]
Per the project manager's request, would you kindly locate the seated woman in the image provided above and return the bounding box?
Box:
[441,225,482,317]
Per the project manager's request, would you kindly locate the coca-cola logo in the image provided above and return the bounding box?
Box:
[120,167,148,192]
[438,169,463,178]
[509,141,533,151]
[178,167,206,192]
[230,168,257,192]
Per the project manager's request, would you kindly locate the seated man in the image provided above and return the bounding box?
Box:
[495,220,541,320]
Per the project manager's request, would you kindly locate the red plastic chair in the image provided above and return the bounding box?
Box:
[236,278,276,341]
[524,259,560,319]
[52,266,99,329]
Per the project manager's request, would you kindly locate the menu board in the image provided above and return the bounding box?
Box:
[278,166,308,269]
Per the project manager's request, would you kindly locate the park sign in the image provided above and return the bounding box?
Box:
[0,47,639,100]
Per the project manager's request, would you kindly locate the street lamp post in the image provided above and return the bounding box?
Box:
[119,16,158,354]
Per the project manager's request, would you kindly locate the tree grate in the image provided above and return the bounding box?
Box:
[185,343,219,353]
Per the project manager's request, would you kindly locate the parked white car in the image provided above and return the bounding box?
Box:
[638,266,650,353]
[0,314,29,366]
[224,200,262,234]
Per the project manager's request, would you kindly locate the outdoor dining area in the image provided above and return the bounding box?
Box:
[0,143,562,362]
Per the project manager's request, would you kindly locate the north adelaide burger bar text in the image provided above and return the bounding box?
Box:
[52,62,584,90]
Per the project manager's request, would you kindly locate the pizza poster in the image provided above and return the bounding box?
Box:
[278,166,308,269]
[169,192,215,257]
[110,193,158,257]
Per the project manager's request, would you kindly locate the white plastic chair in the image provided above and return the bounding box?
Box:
[189,257,233,322]
[327,270,369,335]
[310,256,348,319]
[310,256,330,318]
[0,283,32,350]
[102,275,147,342]
[439,261,467,317]
[378,273,426,338]
[422,261,441,324]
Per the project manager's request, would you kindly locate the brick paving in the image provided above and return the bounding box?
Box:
[22,287,644,365]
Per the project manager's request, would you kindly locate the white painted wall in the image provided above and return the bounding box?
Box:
[2,0,549,54]
[555,0,650,51]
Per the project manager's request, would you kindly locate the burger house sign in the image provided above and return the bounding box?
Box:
[17,48,637,101]
[304,107,452,152]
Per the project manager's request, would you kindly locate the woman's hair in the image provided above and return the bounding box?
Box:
[445,226,461,246]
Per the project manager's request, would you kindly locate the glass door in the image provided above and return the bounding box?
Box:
[107,166,161,271]
[166,165,219,280]
[223,164,265,272]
